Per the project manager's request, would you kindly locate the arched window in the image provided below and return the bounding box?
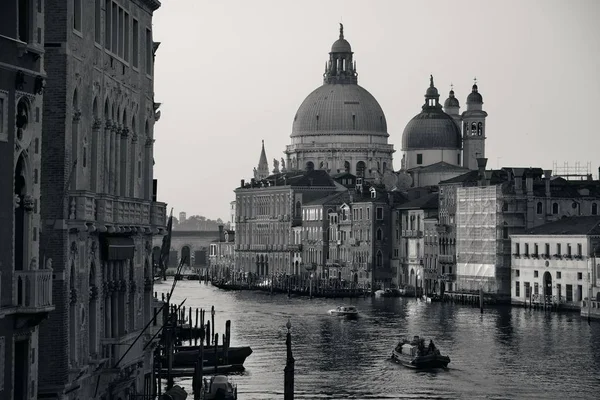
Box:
[356,161,366,177]
[536,202,543,215]
[104,99,110,121]
[344,160,350,172]
[552,203,559,214]
[471,122,477,135]
[376,228,382,241]
[305,161,314,171]
[592,203,598,215]
[376,250,383,267]
[477,122,483,135]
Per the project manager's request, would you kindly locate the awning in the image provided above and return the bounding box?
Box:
[104,237,135,260]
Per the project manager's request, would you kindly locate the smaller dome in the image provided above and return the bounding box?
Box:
[331,38,351,53]
[426,86,439,97]
[444,90,460,108]
[466,84,483,105]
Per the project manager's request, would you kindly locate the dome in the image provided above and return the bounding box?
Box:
[331,38,351,53]
[291,83,388,137]
[466,84,483,105]
[444,90,460,108]
[402,110,461,150]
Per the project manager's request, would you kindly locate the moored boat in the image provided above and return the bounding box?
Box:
[391,336,450,369]
[328,305,359,318]
[200,375,237,400]
[169,345,253,367]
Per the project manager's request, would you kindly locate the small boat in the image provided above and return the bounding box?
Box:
[200,375,237,400]
[391,336,450,369]
[328,306,359,318]
[170,345,253,367]
[375,288,402,297]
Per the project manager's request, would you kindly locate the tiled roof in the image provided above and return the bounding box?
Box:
[532,180,600,198]
[304,191,350,206]
[439,169,509,185]
[408,161,470,173]
[524,216,600,235]
[395,192,439,210]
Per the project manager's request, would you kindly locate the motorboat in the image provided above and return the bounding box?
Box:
[200,375,237,399]
[391,336,450,369]
[328,306,359,318]
[375,288,402,297]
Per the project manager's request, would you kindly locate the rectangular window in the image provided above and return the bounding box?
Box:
[367,207,370,220]
[118,7,123,57]
[124,12,130,61]
[556,243,561,256]
[545,243,550,256]
[376,207,383,220]
[145,28,152,74]
[515,269,520,277]
[18,0,30,42]
[111,2,118,51]
[577,243,582,257]
[515,281,520,297]
[524,243,529,256]
[534,282,539,295]
[524,282,530,297]
[417,153,423,165]
[577,285,582,301]
[567,244,572,256]
[556,283,561,300]
[556,271,561,279]
[104,0,111,49]
[534,270,538,278]
[95,0,101,43]
[577,272,582,280]
[534,243,538,256]
[515,243,520,255]
[566,284,573,302]
[74,0,82,32]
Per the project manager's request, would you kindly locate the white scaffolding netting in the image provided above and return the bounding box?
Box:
[456,186,501,293]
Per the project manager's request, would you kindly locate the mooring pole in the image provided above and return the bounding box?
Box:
[284,318,295,400]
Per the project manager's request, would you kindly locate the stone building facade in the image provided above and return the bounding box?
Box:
[38,1,166,399]
[234,170,341,276]
[209,227,236,279]
[0,2,54,399]
[511,216,600,310]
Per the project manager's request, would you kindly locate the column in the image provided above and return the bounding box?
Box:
[144,136,153,201]
[120,127,129,196]
[71,110,81,190]
[104,121,112,194]
[114,126,121,196]
[109,124,116,195]
[91,119,102,192]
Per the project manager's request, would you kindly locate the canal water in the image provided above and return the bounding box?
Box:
[156,279,600,399]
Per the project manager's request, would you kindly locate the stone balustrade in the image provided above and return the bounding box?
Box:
[68,191,166,228]
[14,269,54,312]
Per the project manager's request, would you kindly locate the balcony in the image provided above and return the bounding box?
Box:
[14,269,54,313]
[101,329,147,368]
[438,254,456,264]
[435,224,448,234]
[288,244,303,252]
[68,192,167,230]
[402,230,423,238]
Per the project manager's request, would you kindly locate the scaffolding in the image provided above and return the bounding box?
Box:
[456,185,501,294]
[552,161,594,181]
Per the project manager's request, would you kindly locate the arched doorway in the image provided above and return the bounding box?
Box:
[306,161,314,171]
[410,269,415,287]
[181,246,191,266]
[543,271,552,298]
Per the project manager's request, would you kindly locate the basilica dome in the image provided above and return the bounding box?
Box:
[402,76,461,150]
[291,84,388,137]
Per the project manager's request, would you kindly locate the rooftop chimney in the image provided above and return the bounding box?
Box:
[525,175,533,196]
[241,179,245,188]
[544,170,552,197]
[218,224,224,242]
[477,158,488,186]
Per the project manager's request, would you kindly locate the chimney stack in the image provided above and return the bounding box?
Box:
[477,158,488,186]
[218,224,224,242]
[525,174,534,196]
[543,170,552,197]
[241,179,245,188]
[514,168,525,195]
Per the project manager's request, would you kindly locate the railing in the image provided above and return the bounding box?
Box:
[14,269,54,312]
[438,254,456,264]
[402,230,423,238]
[286,142,394,152]
[101,329,146,368]
[531,294,565,305]
[288,244,303,251]
[68,192,166,228]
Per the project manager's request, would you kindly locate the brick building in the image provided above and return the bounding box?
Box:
[0,2,55,399]
[38,1,166,399]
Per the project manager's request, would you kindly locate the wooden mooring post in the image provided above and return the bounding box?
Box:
[284,318,295,400]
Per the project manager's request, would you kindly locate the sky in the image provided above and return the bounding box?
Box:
[151,0,600,222]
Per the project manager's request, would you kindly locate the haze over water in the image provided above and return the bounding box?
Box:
[157,280,600,399]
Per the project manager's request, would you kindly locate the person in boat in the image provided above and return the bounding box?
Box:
[428,340,436,354]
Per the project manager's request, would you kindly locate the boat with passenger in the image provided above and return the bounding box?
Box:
[328,305,359,318]
[391,335,450,369]
[200,375,237,399]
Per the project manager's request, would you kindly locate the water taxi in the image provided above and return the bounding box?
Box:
[328,305,359,318]
[391,336,450,369]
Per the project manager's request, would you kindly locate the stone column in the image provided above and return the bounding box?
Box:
[104,121,112,194]
[120,127,129,196]
[130,134,138,197]
[91,119,102,192]
[109,123,117,195]
[114,126,121,196]
[71,110,81,190]
[144,136,154,201]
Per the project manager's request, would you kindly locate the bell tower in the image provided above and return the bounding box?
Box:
[461,79,488,170]
[254,140,269,180]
